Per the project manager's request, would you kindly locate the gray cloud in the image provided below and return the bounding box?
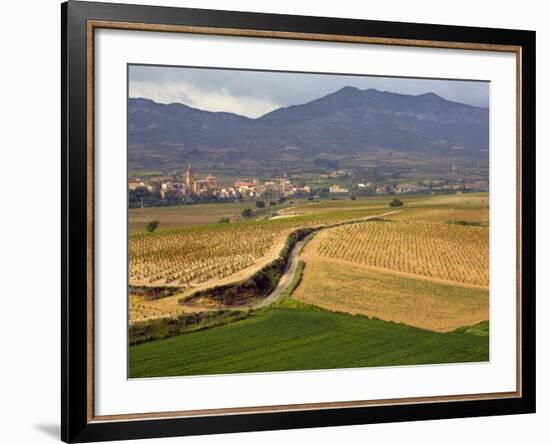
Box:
[129,64,489,118]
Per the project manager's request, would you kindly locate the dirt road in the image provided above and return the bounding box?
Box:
[130,210,401,322]
[252,211,401,309]
[253,236,309,309]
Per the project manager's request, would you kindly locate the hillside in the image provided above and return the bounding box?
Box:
[128,87,489,168]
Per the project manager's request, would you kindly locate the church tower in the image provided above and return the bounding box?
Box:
[185,163,194,188]
[279,176,286,197]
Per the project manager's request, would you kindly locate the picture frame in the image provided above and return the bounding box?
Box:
[61,1,536,442]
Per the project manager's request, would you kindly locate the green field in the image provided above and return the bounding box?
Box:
[129,304,489,378]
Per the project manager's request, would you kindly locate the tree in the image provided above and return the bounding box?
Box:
[389,198,404,207]
[255,201,265,208]
[146,220,160,233]
[313,158,339,169]
[241,208,253,218]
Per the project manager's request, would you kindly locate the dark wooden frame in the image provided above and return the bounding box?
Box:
[62,1,536,442]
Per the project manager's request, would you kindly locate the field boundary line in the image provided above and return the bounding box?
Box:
[313,255,489,290]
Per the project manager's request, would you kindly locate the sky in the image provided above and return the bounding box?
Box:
[129,64,489,119]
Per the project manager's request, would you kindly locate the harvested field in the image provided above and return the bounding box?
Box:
[128,201,259,232]
[293,256,488,332]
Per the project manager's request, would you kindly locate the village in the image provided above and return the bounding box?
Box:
[128,163,487,208]
[128,164,313,207]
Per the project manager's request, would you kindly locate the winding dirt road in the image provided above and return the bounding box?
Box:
[254,236,309,309]
[130,210,401,323]
[252,210,401,309]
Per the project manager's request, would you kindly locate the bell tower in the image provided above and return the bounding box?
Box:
[185,163,194,188]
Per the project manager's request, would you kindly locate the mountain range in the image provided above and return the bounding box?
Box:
[128,86,489,167]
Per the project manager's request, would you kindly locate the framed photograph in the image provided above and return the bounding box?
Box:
[61,1,536,442]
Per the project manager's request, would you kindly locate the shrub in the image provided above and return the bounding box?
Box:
[389,198,404,207]
[146,220,160,233]
[129,309,252,345]
[446,220,484,227]
[129,285,179,301]
[241,208,253,218]
[255,201,265,208]
[218,217,230,224]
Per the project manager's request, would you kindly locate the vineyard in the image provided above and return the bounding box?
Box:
[128,193,489,330]
[130,223,281,287]
[129,206,386,288]
[128,193,491,376]
[316,220,488,286]
[386,206,489,224]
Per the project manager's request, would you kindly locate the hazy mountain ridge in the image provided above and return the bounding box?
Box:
[128,87,489,165]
